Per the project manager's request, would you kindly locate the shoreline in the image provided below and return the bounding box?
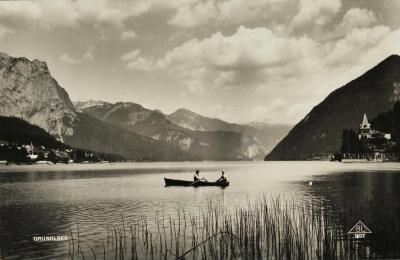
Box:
[1,160,400,174]
[0,160,268,173]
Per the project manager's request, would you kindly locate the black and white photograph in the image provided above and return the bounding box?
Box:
[1,0,400,259]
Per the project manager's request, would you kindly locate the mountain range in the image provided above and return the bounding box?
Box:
[3,51,398,161]
[0,52,290,161]
[266,55,400,160]
[168,108,291,152]
[74,101,291,160]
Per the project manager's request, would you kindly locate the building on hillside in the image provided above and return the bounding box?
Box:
[339,113,396,162]
[358,113,392,152]
[358,113,391,141]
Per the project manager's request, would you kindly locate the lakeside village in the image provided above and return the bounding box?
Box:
[0,141,123,165]
[334,113,396,162]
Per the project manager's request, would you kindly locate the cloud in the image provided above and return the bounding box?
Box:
[323,8,378,41]
[168,0,291,28]
[363,28,400,60]
[0,0,208,32]
[251,104,271,119]
[119,30,137,41]
[326,26,391,66]
[158,26,322,93]
[152,23,400,123]
[150,0,200,9]
[0,0,151,32]
[121,49,157,71]
[157,16,394,92]
[217,0,290,24]
[290,0,342,31]
[0,0,334,35]
[121,49,141,61]
[168,0,217,28]
[60,54,82,64]
[250,100,308,124]
[340,8,377,31]
[126,58,157,71]
[0,24,13,38]
[83,51,94,61]
[59,48,94,64]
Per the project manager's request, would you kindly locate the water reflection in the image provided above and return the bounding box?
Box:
[0,162,400,258]
[0,199,70,259]
[307,170,400,258]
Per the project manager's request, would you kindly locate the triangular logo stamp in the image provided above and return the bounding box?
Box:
[348,221,372,234]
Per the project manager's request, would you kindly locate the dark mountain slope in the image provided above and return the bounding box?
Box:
[0,116,127,162]
[370,101,400,148]
[0,116,66,149]
[266,55,400,160]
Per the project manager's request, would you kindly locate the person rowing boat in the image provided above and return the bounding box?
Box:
[164,177,229,187]
[164,170,229,187]
[194,169,208,182]
[216,171,227,183]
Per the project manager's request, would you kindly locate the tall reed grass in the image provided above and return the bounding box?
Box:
[65,196,376,260]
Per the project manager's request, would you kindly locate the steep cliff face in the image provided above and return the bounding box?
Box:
[0,52,76,141]
[76,101,265,160]
[266,55,400,160]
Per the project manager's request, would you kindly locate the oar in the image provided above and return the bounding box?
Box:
[190,178,208,186]
[190,180,201,186]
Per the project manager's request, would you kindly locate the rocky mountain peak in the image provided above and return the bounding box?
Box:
[153,109,164,115]
[114,102,144,110]
[0,52,10,60]
[171,108,199,117]
[0,54,50,77]
[74,100,112,110]
[32,59,49,73]
[0,52,76,142]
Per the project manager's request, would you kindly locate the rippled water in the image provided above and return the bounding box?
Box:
[1,161,400,259]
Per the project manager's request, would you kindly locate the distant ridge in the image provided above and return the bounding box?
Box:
[168,108,292,153]
[266,54,400,160]
[75,101,266,160]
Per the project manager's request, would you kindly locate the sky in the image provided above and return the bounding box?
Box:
[1,0,400,124]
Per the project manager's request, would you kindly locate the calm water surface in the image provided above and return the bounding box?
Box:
[1,161,400,259]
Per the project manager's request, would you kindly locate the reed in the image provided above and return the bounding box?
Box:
[65,195,389,259]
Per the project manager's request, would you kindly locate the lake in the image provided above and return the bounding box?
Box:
[0,161,400,259]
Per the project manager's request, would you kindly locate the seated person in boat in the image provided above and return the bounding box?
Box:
[216,171,227,182]
[194,169,207,182]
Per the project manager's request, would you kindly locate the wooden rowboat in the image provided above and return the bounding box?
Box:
[164,177,229,187]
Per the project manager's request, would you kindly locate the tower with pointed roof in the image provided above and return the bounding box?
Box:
[359,113,372,139]
[360,113,370,129]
